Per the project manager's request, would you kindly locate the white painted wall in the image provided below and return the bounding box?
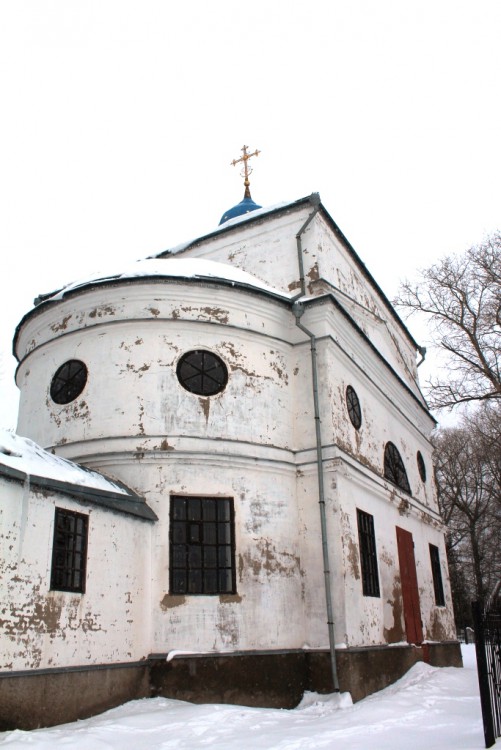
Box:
[9,202,456,668]
[0,476,152,670]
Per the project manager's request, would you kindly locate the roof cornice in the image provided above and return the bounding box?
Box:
[299,292,435,424]
[155,193,419,351]
[0,463,157,521]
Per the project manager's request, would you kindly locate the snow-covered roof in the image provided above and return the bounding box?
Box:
[157,198,308,257]
[41,257,292,303]
[0,430,128,495]
[0,430,157,521]
[34,196,312,304]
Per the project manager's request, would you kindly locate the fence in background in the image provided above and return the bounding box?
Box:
[472,600,501,748]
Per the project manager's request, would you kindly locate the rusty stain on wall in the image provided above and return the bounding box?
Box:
[383,580,405,643]
[160,595,186,610]
[158,439,174,451]
[50,315,72,332]
[428,609,448,642]
[198,397,210,422]
[306,262,320,293]
[216,604,239,647]
[88,306,116,319]
[398,498,410,516]
[339,510,361,582]
[198,307,229,324]
[238,540,301,583]
[136,397,145,435]
[345,534,360,581]
[219,593,242,604]
[65,400,90,424]
[125,363,151,377]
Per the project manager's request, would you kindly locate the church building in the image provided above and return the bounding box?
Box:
[0,149,461,729]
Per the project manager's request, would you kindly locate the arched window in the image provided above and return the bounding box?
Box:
[384,442,411,494]
[417,451,427,482]
[346,385,362,429]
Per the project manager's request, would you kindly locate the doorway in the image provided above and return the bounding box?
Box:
[396,526,423,644]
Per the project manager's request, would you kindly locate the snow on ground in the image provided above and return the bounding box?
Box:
[0,646,489,750]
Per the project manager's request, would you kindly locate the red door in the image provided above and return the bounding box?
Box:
[396,527,423,644]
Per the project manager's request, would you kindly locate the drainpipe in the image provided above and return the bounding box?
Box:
[295,193,321,293]
[417,346,427,368]
[293,196,340,692]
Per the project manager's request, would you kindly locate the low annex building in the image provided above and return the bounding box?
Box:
[0,187,461,729]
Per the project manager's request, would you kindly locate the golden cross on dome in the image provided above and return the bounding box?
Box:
[231,145,260,198]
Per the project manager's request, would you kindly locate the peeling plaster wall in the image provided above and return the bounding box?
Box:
[0,477,151,670]
[165,207,310,297]
[318,330,436,512]
[14,281,307,656]
[107,459,304,654]
[170,209,420,396]
[334,469,456,647]
[10,207,457,669]
[16,283,295,452]
[313,218,419,385]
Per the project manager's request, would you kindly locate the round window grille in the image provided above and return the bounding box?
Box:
[177,350,228,396]
[346,385,362,429]
[50,360,88,404]
[417,451,427,482]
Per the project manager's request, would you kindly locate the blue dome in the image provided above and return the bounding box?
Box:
[219,194,262,225]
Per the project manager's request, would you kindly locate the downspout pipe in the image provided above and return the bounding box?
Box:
[293,195,340,692]
[293,302,340,692]
[417,346,427,368]
[295,193,321,294]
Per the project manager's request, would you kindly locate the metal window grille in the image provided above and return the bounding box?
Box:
[170,496,236,595]
[357,509,380,597]
[384,442,411,494]
[429,543,445,606]
[50,360,88,404]
[417,451,427,482]
[50,508,88,593]
[176,351,228,396]
[346,385,362,429]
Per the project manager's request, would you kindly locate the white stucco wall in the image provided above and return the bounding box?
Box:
[168,204,422,399]
[0,476,152,670]
[9,203,456,667]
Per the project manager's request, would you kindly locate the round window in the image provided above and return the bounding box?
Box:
[50,360,88,404]
[346,385,362,429]
[177,350,228,396]
[417,451,427,482]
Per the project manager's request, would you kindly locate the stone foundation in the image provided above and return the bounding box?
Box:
[0,642,462,730]
[0,663,150,731]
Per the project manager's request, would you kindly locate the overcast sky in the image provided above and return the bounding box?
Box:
[1,1,499,430]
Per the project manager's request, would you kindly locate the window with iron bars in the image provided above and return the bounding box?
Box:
[50,508,88,593]
[357,508,380,597]
[169,496,236,595]
[429,543,445,606]
[384,442,411,494]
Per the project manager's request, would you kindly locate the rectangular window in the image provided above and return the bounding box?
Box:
[50,508,88,593]
[357,509,380,597]
[170,496,236,595]
[429,543,445,606]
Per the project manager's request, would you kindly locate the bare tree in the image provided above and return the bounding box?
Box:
[433,404,501,622]
[395,232,501,410]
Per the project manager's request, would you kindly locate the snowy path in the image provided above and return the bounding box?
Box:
[0,646,489,750]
